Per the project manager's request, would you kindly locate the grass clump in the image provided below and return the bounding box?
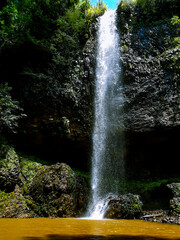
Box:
[73,168,90,179]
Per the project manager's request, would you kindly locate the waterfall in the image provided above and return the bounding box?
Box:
[87,10,124,219]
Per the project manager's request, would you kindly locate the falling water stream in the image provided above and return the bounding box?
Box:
[87,10,124,219]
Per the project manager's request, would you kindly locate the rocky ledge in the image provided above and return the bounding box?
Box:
[0,145,89,218]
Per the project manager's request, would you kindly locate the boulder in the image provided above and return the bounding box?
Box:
[0,185,37,218]
[104,194,143,219]
[0,146,25,192]
[29,162,89,217]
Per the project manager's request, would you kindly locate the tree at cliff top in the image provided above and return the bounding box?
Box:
[118,0,180,27]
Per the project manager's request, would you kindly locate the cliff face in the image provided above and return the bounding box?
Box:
[117,2,180,178]
[121,25,179,132]
[12,22,98,170]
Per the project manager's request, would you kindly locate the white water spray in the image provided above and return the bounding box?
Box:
[87,10,124,219]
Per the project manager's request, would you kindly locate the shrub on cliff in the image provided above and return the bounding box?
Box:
[0,83,25,134]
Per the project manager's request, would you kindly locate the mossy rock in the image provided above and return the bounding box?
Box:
[0,146,25,192]
[104,194,143,219]
[29,163,76,203]
[0,185,37,218]
[19,156,43,185]
[29,162,89,217]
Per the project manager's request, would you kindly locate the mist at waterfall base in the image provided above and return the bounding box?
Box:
[86,10,125,219]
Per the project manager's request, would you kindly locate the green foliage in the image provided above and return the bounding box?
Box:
[0,0,106,49]
[0,83,26,133]
[120,0,136,6]
[171,15,180,26]
[19,155,45,185]
[136,0,156,13]
[173,36,180,45]
[124,178,168,194]
[158,15,180,73]
[118,0,180,29]
[171,16,180,43]
[85,0,107,22]
[0,2,18,40]
[73,168,90,179]
[134,0,180,15]
[0,0,106,139]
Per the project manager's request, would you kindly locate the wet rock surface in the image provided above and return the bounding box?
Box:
[104,194,143,219]
[29,162,89,217]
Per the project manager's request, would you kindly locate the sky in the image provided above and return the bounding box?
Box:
[90,0,121,9]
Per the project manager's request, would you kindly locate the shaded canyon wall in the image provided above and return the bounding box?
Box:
[117,2,180,179]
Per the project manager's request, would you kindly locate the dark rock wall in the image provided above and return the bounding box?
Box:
[125,128,180,178]
[117,8,180,178]
[121,25,179,132]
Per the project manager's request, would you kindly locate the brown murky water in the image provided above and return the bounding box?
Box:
[0,218,180,240]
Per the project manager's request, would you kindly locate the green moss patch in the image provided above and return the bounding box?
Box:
[0,190,15,216]
[0,186,36,218]
[19,155,44,185]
